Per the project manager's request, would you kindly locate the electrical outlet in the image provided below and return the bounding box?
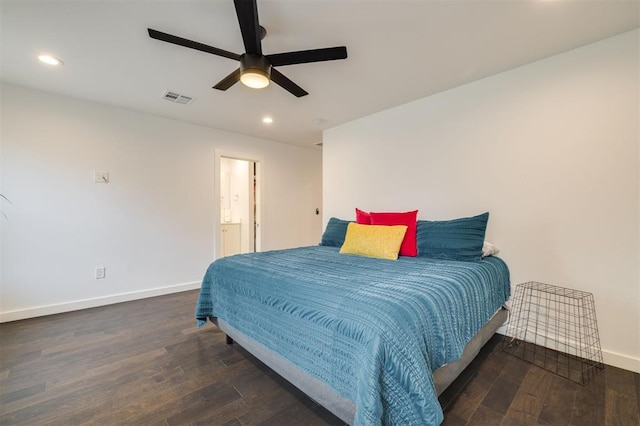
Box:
[95,267,106,279]
[94,171,109,183]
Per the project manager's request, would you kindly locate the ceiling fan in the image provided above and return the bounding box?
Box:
[148,0,348,97]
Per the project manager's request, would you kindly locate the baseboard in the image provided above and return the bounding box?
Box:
[496,326,640,374]
[599,349,640,374]
[0,281,202,323]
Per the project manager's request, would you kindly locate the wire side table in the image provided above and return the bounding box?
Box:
[503,282,604,385]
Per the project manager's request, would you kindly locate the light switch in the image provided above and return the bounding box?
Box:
[94,171,109,183]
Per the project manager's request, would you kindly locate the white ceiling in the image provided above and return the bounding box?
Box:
[1,0,638,147]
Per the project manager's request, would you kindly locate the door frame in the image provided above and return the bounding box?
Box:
[214,150,263,259]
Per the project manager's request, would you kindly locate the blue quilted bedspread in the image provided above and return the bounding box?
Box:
[195,246,510,425]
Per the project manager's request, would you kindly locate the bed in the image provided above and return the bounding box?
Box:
[195,237,510,425]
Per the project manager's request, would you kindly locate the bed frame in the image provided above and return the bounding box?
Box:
[214,307,508,425]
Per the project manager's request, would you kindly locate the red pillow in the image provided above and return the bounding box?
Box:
[370,210,418,257]
[355,208,371,224]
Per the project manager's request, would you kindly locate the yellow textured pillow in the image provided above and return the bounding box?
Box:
[339,223,408,260]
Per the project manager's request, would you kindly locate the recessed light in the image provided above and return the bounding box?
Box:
[38,55,64,66]
[262,117,273,124]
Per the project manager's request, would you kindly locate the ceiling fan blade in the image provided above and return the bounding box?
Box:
[270,68,308,98]
[267,46,347,67]
[148,28,241,61]
[233,0,262,55]
[213,68,241,91]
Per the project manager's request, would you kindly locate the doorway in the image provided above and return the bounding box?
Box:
[219,156,261,257]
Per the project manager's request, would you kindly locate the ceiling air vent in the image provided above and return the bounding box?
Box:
[162,91,194,105]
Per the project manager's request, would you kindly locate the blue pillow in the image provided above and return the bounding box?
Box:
[320,217,352,247]
[416,212,489,261]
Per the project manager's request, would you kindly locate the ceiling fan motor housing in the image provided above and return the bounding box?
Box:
[240,54,271,88]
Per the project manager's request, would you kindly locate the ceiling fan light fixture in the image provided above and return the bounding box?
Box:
[241,69,270,89]
[240,54,271,89]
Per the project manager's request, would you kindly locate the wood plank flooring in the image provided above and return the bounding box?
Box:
[1,290,638,425]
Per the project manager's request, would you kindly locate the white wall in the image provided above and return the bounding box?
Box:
[0,83,322,321]
[323,30,639,373]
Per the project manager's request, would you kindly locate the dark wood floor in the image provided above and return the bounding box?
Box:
[1,290,638,425]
